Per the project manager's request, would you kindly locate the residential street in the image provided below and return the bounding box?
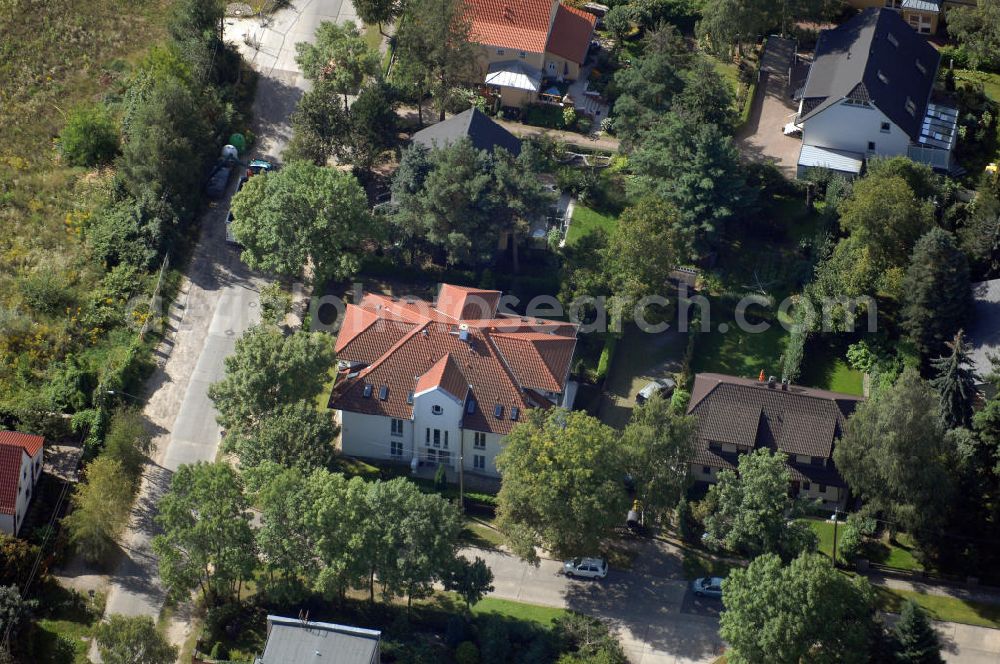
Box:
[96,0,359,643]
[465,540,725,664]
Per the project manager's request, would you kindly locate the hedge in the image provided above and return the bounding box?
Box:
[595,333,618,382]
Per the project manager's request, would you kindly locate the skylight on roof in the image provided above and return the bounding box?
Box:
[915,59,927,75]
[379,385,389,401]
[887,33,899,47]
[905,97,917,116]
[877,70,889,85]
[511,406,520,421]
[362,384,373,398]
[406,391,414,404]
[494,404,504,419]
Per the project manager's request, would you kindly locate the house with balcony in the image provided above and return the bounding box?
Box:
[466,0,596,109]
[845,0,978,35]
[328,284,578,477]
[0,431,45,536]
[687,374,864,508]
[790,8,958,177]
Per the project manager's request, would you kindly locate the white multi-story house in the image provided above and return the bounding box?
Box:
[0,431,45,536]
[791,8,958,177]
[329,284,577,477]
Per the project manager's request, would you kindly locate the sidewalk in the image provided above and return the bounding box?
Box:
[870,573,1000,607]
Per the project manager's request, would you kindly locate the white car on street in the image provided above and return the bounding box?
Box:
[563,557,608,579]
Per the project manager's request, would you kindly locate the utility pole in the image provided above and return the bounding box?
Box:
[458,434,465,513]
[832,508,840,567]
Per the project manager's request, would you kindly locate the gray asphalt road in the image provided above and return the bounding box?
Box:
[100,0,356,630]
[466,540,725,664]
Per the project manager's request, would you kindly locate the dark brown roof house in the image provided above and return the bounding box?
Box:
[687,373,864,506]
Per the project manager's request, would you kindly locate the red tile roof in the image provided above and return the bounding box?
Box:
[330,285,577,435]
[491,332,577,392]
[0,431,44,458]
[435,284,502,321]
[465,0,595,65]
[0,432,44,516]
[0,445,23,516]
[415,353,471,402]
[466,0,554,54]
[546,4,596,64]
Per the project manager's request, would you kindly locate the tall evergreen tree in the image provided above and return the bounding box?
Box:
[894,600,944,664]
[930,331,980,429]
[901,228,973,360]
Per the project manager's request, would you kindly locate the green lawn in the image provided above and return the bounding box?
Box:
[803,518,846,564]
[461,517,505,550]
[875,533,924,572]
[955,69,1000,102]
[797,337,865,396]
[877,587,1000,629]
[33,619,92,664]
[712,58,741,100]
[566,203,617,245]
[691,312,788,380]
[471,597,569,626]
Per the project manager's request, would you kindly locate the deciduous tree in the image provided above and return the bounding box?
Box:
[93,614,177,664]
[355,0,404,36]
[223,401,338,471]
[947,0,1000,70]
[703,449,817,559]
[495,409,629,563]
[720,552,877,664]
[621,393,696,521]
[834,368,955,535]
[208,325,335,432]
[152,462,256,605]
[64,457,134,563]
[103,408,153,481]
[445,556,495,610]
[229,161,371,284]
[296,21,379,110]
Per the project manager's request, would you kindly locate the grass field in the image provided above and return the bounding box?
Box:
[691,313,788,380]
[877,587,1000,629]
[471,597,569,626]
[566,203,617,245]
[803,518,847,564]
[803,518,923,571]
[955,69,1000,103]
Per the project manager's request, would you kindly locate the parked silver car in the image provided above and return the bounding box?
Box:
[691,576,724,599]
[563,557,608,579]
[636,377,676,404]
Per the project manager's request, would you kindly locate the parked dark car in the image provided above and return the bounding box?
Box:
[205,162,234,199]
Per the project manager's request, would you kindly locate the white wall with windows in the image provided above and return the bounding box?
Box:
[801,100,910,157]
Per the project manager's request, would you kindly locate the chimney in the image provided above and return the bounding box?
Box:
[768,376,776,388]
[781,379,789,391]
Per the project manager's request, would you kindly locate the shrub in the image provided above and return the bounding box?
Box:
[595,333,617,382]
[455,641,480,664]
[562,106,577,129]
[477,617,511,663]
[434,463,447,490]
[60,105,120,167]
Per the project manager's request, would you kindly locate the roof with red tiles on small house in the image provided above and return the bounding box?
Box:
[330,285,577,435]
[466,0,554,54]
[435,284,502,321]
[545,3,596,64]
[0,431,44,458]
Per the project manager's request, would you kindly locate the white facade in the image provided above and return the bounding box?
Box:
[1,448,43,536]
[338,395,506,478]
[800,100,910,158]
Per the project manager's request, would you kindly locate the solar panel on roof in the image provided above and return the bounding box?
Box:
[494,404,504,419]
[379,385,389,401]
[362,384,373,398]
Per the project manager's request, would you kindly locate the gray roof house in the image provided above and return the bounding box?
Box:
[791,8,958,177]
[687,373,864,507]
[254,616,381,664]
[411,107,522,156]
[967,279,1000,392]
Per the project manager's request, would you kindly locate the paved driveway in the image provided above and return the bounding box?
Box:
[468,539,725,664]
[737,69,803,177]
